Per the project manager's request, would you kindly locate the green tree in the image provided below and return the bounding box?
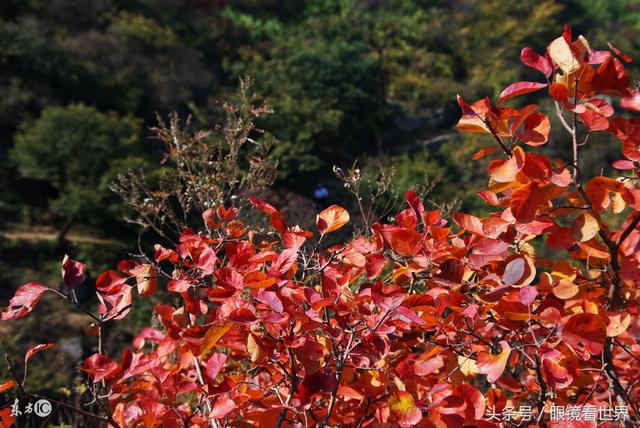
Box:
[11,104,142,243]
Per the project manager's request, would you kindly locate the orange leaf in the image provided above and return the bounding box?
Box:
[132,264,158,297]
[585,177,626,213]
[200,323,232,356]
[552,279,579,300]
[477,341,511,383]
[316,205,350,234]
[518,112,550,146]
[0,380,15,393]
[606,312,631,337]
[510,181,545,223]
[488,146,525,183]
[471,145,497,160]
[571,212,599,242]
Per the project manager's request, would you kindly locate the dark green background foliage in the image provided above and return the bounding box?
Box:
[1,0,640,416]
[2,0,640,230]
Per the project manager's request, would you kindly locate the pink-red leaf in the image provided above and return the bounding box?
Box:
[521,47,553,77]
[1,282,48,320]
[498,81,547,104]
[477,341,511,382]
[205,353,227,381]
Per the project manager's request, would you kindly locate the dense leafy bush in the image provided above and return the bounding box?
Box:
[4,27,640,428]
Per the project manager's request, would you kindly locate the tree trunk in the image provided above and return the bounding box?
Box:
[56,213,75,246]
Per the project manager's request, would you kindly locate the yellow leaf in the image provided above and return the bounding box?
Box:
[246,333,265,363]
[200,322,232,356]
[458,355,479,376]
[388,391,422,428]
[549,36,580,74]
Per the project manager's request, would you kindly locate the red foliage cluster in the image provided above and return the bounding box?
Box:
[3,27,640,427]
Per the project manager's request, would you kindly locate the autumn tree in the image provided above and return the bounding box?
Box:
[4,27,640,428]
[11,104,142,243]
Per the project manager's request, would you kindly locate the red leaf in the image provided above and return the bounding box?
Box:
[621,90,640,112]
[521,47,553,77]
[228,308,257,324]
[268,248,298,277]
[518,112,550,146]
[549,82,569,104]
[299,370,337,405]
[365,253,387,279]
[563,24,572,43]
[608,41,633,63]
[405,189,425,217]
[61,255,87,289]
[592,56,630,97]
[25,343,54,365]
[196,246,217,275]
[453,213,484,236]
[0,407,16,428]
[121,348,159,380]
[95,271,128,293]
[519,286,537,306]
[386,227,422,257]
[167,279,191,293]
[498,81,547,104]
[454,384,486,424]
[248,196,287,233]
[612,160,635,170]
[503,258,525,285]
[210,396,235,419]
[82,353,120,382]
[1,282,48,320]
[562,313,607,358]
